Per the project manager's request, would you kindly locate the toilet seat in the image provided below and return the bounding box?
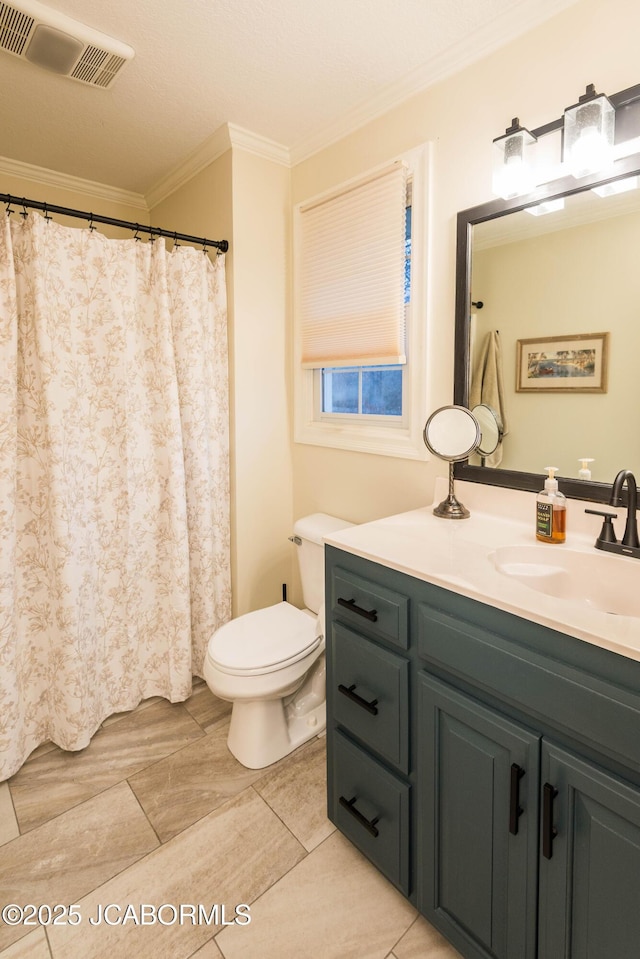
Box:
[208,602,321,676]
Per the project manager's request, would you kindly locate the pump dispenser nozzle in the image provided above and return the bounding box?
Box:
[544,466,559,491]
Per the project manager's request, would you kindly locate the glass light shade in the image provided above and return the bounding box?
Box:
[524,197,565,217]
[592,175,639,197]
[492,120,537,199]
[564,89,615,178]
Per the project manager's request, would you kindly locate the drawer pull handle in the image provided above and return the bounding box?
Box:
[337,597,378,622]
[339,795,380,838]
[542,782,558,859]
[509,762,525,835]
[338,683,379,715]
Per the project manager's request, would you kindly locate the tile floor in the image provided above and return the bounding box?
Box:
[0,680,462,959]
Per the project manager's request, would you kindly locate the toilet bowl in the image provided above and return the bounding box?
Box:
[203,513,352,769]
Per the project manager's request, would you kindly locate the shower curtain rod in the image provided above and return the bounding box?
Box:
[1,193,229,253]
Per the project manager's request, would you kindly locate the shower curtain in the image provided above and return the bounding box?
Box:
[0,212,231,781]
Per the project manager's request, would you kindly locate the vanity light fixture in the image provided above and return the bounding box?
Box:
[563,84,615,179]
[492,118,537,199]
[490,82,636,199]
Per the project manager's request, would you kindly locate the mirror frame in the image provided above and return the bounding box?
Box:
[453,148,640,505]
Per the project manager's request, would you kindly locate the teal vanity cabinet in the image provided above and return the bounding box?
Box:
[325,544,640,959]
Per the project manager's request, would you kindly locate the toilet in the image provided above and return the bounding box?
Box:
[203,513,353,769]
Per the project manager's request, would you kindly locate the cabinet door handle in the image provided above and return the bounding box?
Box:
[337,597,378,622]
[509,762,525,835]
[338,683,379,715]
[542,782,558,859]
[339,795,380,837]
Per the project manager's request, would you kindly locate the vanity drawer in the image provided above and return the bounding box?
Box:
[417,603,640,774]
[331,622,409,773]
[330,565,409,650]
[331,730,411,895]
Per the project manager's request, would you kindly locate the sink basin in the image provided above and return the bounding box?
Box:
[490,545,640,618]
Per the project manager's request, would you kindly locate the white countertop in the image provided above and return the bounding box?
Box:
[324,479,640,663]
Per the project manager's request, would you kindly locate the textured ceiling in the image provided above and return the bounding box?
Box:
[0,0,576,197]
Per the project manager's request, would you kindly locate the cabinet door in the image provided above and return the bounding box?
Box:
[418,674,539,959]
[539,741,640,959]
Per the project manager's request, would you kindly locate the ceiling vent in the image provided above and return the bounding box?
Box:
[0,0,134,88]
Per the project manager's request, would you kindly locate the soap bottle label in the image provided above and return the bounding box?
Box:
[536,501,552,538]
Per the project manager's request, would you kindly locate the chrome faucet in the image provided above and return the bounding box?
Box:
[586,469,640,559]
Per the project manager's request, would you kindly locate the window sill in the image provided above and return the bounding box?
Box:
[294,417,428,460]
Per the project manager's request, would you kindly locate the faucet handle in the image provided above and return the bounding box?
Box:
[585,508,618,545]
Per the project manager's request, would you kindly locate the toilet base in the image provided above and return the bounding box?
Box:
[223,650,326,769]
[227,697,326,769]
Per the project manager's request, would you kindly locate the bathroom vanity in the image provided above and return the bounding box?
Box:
[324,485,640,959]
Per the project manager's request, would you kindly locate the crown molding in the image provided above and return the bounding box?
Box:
[290,0,579,165]
[145,125,233,209]
[226,123,291,166]
[0,154,147,210]
[145,123,290,209]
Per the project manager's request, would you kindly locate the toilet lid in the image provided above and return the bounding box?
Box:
[208,602,320,674]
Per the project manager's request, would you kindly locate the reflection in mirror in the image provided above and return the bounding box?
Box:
[471,403,504,458]
[424,406,480,518]
[454,152,640,505]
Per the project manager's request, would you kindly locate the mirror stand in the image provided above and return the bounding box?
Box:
[424,405,481,519]
[435,461,471,519]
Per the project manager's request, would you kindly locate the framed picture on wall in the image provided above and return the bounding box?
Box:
[516,332,609,393]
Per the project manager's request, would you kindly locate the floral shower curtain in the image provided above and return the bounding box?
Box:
[0,212,231,781]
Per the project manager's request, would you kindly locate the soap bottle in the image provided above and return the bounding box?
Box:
[578,458,594,480]
[536,467,566,544]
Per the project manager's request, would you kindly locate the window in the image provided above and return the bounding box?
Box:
[294,145,430,459]
[320,198,412,420]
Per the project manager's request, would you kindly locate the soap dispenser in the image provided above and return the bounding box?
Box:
[578,458,594,480]
[536,467,566,544]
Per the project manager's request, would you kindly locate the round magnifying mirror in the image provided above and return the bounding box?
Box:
[423,405,480,519]
[423,405,480,462]
[471,403,504,457]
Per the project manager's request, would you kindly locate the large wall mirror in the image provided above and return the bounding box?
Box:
[454,150,640,505]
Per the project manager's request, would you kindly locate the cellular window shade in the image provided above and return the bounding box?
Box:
[299,163,407,369]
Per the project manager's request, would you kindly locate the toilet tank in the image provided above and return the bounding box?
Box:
[293,513,354,614]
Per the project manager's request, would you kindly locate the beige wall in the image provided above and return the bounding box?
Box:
[289,0,640,527]
[228,150,293,614]
[152,149,292,616]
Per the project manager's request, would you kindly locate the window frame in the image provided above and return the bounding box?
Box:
[293,144,431,459]
[316,363,407,423]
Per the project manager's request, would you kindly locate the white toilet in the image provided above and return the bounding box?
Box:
[203,513,353,769]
